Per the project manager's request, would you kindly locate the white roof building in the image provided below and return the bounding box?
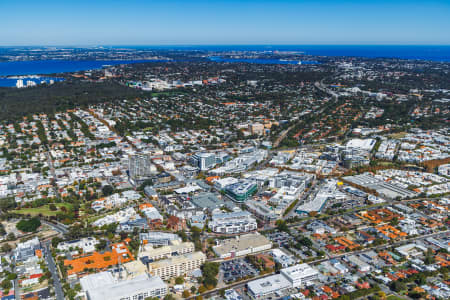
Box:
[213,233,272,259]
[57,237,98,253]
[346,138,376,151]
[208,210,257,234]
[280,263,319,287]
[247,274,291,299]
[81,271,167,300]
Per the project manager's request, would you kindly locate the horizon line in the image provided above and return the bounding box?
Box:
[1,43,450,48]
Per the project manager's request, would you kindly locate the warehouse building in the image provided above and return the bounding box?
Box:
[213,233,272,259]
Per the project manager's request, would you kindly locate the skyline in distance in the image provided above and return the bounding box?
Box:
[1,0,450,46]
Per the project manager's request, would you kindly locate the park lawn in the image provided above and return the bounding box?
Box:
[11,203,73,217]
[378,161,395,166]
[389,132,407,139]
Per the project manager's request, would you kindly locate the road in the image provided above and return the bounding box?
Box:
[284,178,318,219]
[42,220,69,235]
[314,75,339,99]
[306,229,449,264]
[187,271,275,300]
[12,259,20,300]
[190,229,449,299]
[273,124,295,148]
[45,151,60,199]
[284,196,434,230]
[43,241,64,300]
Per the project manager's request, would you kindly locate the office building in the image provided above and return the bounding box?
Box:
[129,154,156,183]
[225,180,257,202]
[247,274,291,299]
[139,241,194,262]
[14,237,41,262]
[280,263,319,287]
[208,210,257,234]
[147,251,206,280]
[247,263,318,298]
[16,79,24,88]
[139,232,181,246]
[81,271,167,300]
[190,152,216,171]
[57,237,99,253]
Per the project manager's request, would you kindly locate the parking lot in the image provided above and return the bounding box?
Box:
[221,258,259,284]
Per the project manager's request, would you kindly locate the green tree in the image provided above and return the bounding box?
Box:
[102,185,114,196]
[175,276,184,285]
[163,295,176,300]
[182,290,190,298]
[1,243,12,253]
[0,280,12,291]
[16,217,41,232]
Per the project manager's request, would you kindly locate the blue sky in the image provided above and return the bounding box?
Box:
[1,0,449,45]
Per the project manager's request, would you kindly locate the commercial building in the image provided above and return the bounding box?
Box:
[271,248,296,268]
[16,79,24,88]
[147,251,206,280]
[214,177,239,190]
[247,263,318,298]
[343,173,416,199]
[426,237,450,252]
[225,180,257,202]
[14,237,41,262]
[210,149,268,175]
[93,207,139,227]
[57,237,98,253]
[139,241,194,263]
[296,179,338,213]
[213,233,272,259]
[247,274,291,299]
[346,255,371,272]
[280,263,319,287]
[191,192,225,212]
[139,203,163,222]
[81,271,167,300]
[346,138,376,151]
[139,232,181,246]
[128,154,156,184]
[269,171,314,215]
[250,123,265,135]
[208,210,257,234]
[190,152,216,171]
[245,200,278,224]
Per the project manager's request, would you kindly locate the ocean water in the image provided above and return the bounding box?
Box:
[1,46,449,87]
[0,59,169,87]
[0,59,169,77]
